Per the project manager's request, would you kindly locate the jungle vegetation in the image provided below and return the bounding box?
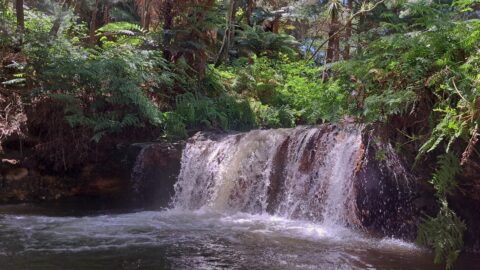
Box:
[1,0,480,268]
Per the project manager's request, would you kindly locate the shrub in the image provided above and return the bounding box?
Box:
[174,92,257,132]
[417,200,466,270]
[215,55,348,126]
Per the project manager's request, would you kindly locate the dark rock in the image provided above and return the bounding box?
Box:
[266,136,289,213]
[353,129,425,240]
[0,155,131,203]
[4,167,28,181]
[130,142,185,208]
[451,160,480,253]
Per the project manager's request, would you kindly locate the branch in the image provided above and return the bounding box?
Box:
[452,78,468,103]
[214,0,237,67]
[308,0,385,62]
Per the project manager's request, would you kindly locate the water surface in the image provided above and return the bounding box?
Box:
[1,203,474,270]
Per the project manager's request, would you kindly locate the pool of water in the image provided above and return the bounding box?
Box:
[0,203,476,270]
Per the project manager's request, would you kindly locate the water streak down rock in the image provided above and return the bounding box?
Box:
[171,124,417,239]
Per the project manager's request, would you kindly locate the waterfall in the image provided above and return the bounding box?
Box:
[172,125,364,226]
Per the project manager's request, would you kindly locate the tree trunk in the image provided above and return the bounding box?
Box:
[163,0,174,61]
[343,0,353,60]
[103,2,111,25]
[140,0,152,30]
[192,0,215,80]
[356,9,365,56]
[15,0,24,44]
[333,34,340,62]
[245,0,255,26]
[144,6,151,31]
[214,0,237,66]
[49,1,74,38]
[326,9,339,64]
[272,16,280,33]
[89,0,100,46]
[49,18,62,37]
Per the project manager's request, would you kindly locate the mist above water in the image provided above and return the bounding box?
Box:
[173,126,362,226]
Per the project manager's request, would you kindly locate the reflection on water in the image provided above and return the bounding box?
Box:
[1,203,471,270]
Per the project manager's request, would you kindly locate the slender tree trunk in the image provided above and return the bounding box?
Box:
[15,0,24,44]
[356,9,365,56]
[163,0,174,61]
[326,9,338,64]
[141,0,151,30]
[103,2,111,25]
[49,1,74,37]
[272,16,280,33]
[144,5,151,31]
[89,0,100,46]
[49,18,62,37]
[214,0,237,66]
[245,0,255,26]
[333,30,340,61]
[343,0,353,60]
[191,0,215,80]
[228,1,238,47]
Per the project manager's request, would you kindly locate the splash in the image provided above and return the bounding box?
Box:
[172,125,363,226]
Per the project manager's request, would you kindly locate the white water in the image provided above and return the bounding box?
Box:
[173,126,362,226]
[0,209,418,254]
[1,125,452,269]
[0,207,432,270]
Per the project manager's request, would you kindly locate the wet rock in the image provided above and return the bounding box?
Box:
[353,131,420,240]
[266,137,289,213]
[0,161,131,203]
[451,160,480,253]
[4,167,29,181]
[130,142,185,207]
[73,176,127,197]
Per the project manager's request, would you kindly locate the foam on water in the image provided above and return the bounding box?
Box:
[0,209,420,254]
[0,125,443,269]
[173,126,362,226]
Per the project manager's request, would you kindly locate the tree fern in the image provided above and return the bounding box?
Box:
[235,25,299,58]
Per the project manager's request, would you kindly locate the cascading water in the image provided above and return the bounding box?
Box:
[172,125,363,227]
[3,125,465,269]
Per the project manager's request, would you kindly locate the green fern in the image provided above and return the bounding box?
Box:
[163,112,188,140]
[418,107,468,157]
[235,25,299,58]
[431,153,461,198]
[417,200,466,270]
[97,22,142,33]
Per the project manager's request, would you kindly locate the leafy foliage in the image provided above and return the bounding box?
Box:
[328,3,478,267]
[26,35,171,141]
[217,55,346,125]
[175,92,256,132]
[417,200,466,270]
[431,153,461,199]
[235,25,299,58]
[0,2,16,48]
[3,1,480,268]
[96,22,145,48]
